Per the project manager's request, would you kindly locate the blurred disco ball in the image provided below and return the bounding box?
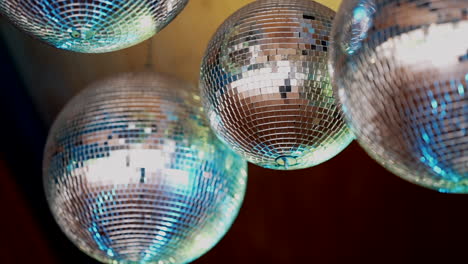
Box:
[200,0,354,171]
[0,0,188,53]
[43,72,247,264]
[330,0,467,192]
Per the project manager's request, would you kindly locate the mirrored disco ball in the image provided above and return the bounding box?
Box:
[43,72,247,264]
[200,0,354,170]
[0,0,188,53]
[330,0,467,192]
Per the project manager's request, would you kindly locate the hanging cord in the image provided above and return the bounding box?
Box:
[144,37,154,70]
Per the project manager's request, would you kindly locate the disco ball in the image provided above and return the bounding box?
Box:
[330,0,467,192]
[43,72,247,264]
[0,0,188,53]
[200,0,354,170]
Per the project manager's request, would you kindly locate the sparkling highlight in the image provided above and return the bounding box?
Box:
[200,0,354,170]
[43,72,247,263]
[330,0,468,192]
[0,0,188,53]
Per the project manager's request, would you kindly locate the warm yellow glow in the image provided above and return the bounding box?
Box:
[154,0,343,83]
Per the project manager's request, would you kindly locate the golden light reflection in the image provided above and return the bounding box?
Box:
[153,0,342,83]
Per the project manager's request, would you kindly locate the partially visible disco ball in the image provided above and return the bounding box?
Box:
[200,0,354,171]
[43,72,247,264]
[0,0,188,53]
[330,0,467,192]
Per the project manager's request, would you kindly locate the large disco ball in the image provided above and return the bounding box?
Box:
[43,72,247,264]
[200,0,354,171]
[0,0,188,53]
[330,0,467,192]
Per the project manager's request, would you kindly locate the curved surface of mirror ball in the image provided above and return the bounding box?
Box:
[0,0,188,53]
[200,0,354,171]
[43,72,247,264]
[330,0,467,192]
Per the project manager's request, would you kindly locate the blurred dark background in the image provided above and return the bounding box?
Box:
[1,0,468,263]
